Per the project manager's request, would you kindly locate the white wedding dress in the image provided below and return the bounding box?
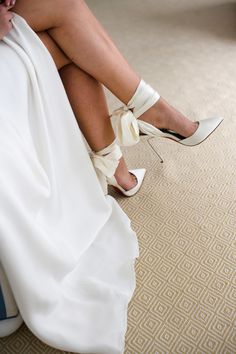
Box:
[0,13,139,354]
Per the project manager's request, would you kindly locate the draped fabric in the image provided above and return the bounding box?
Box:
[0,13,139,354]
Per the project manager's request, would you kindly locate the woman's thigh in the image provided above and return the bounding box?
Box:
[36,31,71,70]
[12,0,77,31]
[12,0,73,69]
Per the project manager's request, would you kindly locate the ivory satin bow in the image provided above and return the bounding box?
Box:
[90,140,122,195]
[109,80,160,147]
[110,106,140,147]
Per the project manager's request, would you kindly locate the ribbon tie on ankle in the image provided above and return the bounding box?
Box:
[110,106,140,147]
[110,80,160,147]
[90,140,122,195]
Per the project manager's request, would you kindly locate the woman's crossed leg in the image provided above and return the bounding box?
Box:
[13,0,197,137]
[11,0,198,192]
[35,30,137,191]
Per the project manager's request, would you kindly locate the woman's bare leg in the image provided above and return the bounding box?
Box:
[36,31,137,190]
[59,64,137,190]
[13,0,197,137]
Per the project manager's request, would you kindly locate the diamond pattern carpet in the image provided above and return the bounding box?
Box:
[1,0,236,353]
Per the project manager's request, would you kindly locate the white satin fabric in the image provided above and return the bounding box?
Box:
[0,13,139,354]
[110,107,140,147]
[90,139,122,195]
[110,79,160,147]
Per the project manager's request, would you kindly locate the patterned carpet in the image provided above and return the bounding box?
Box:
[1,0,236,353]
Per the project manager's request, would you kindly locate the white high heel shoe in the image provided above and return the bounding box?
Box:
[90,139,146,196]
[138,116,223,146]
[110,79,223,147]
[107,168,146,197]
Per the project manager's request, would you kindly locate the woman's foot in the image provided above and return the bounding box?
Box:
[111,98,198,191]
[138,96,198,138]
[114,157,137,191]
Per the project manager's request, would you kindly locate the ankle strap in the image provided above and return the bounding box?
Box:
[127,79,160,118]
[90,139,122,195]
[110,107,140,147]
[110,79,160,146]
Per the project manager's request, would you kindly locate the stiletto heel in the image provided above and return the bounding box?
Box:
[147,137,164,163]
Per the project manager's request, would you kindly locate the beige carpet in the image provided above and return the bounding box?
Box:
[1,0,236,353]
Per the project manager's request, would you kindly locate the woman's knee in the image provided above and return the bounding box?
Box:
[65,0,85,11]
[13,0,86,30]
[58,0,86,24]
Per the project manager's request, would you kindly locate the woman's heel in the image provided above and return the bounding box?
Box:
[90,139,146,196]
[107,168,146,197]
